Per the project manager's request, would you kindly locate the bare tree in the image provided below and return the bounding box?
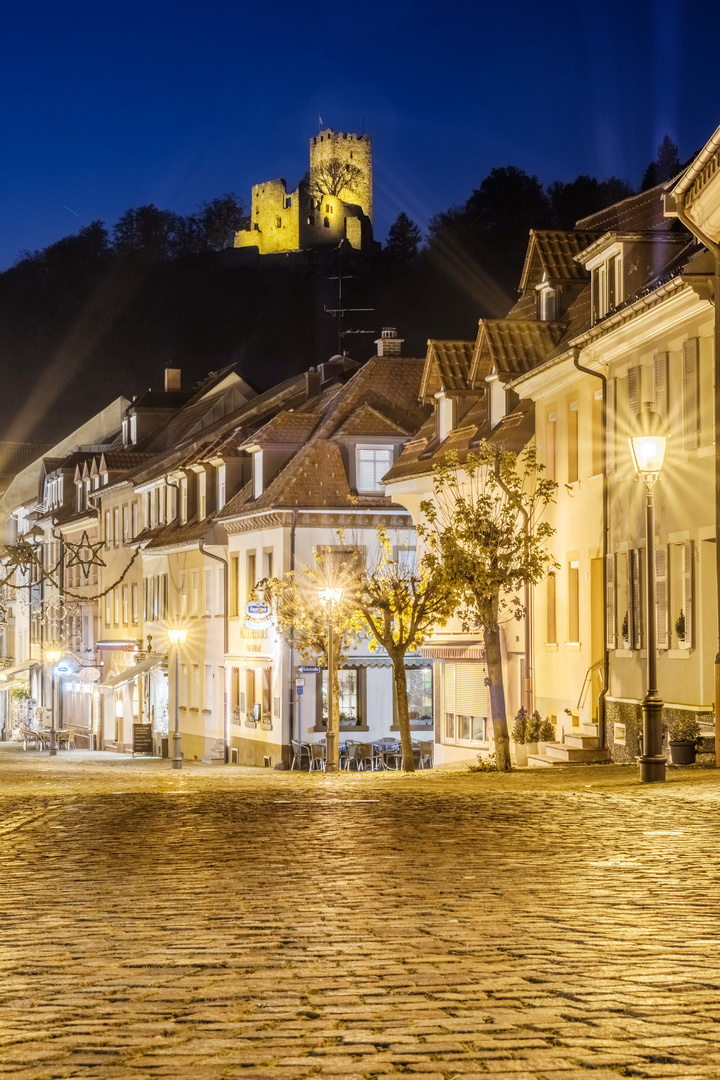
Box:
[311,157,364,201]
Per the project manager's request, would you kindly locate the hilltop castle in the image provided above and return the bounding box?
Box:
[233,128,373,255]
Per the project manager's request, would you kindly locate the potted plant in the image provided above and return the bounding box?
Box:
[668,713,700,765]
[525,709,542,755]
[537,716,556,750]
[621,611,630,648]
[675,610,686,646]
[511,706,528,766]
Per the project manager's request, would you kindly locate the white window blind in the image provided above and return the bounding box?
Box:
[192,664,200,708]
[606,379,616,473]
[253,451,263,499]
[655,545,668,650]
[180,665,188,707]
[653,353,668,419]
[205,665,213,711]
[683,339,699,450]
[191,571,199,615]
[605,553,616,649]
[628,366,641,420]
[356,446,393,492]
[217,567,225,614]
[205,568,212,616]
[455,664,489,718]
[180,570,187,615]
[444,663,456,714]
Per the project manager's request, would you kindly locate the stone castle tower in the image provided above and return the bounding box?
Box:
[233,128,373,256]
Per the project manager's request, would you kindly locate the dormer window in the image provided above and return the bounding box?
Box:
[539,287,556,321]
[76,482,84,513]
[198,472,207,519]
[253,451,264,499]
[435,393,455,443]
[591,251,623,323]
[217,465,226,510]
[356,445,393,493]
[129,414,137,445]
[122,418,129,446]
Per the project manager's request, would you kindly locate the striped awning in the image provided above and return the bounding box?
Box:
[420,640,485,661]
[101,654,166,690]
[342,654,428,668]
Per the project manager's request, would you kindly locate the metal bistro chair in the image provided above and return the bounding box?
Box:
[290,740,312,771]
[355,741,383,771]
[418,740,434,769]
[379,738,402,770]
[308,742,327,772]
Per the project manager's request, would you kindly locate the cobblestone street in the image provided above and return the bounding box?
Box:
[1,751,720,1079]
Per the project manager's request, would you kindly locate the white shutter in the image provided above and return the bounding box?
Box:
[683,339,699,450]
[605,553,616,649]
[631,549,642,649]
[683,539,694,649]
[628,366,641,420]
[180,571,187,615]
[192,664,200,708]
[217,567,225,615]
[455,664,489,717]
[653,352,668,419]
[443,663,456,714]
[205,568,212,616]
[655,546,668,650]
[606,378,616,473]
[205,665,213,711]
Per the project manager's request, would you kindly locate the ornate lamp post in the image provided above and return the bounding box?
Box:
[45,647,62,757]
[318,586,343,773]
[168,628,187,770]
[629,403,669,783]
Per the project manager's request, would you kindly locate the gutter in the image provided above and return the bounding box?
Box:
[572,346,608,749]
[671,188,720,769]
[672,126,720,198]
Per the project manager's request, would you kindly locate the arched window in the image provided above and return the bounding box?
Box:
[323,216,330,228]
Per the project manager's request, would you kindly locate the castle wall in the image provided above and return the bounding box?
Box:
[309,129,372,221]
[298,192,365,250]
[234,178,300,254]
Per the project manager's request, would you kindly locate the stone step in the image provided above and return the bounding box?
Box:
[529,742,611,766]
[564,733,600,749]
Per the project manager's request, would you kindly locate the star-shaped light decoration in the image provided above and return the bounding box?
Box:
[65,531,106,581]
[1,538,43,578]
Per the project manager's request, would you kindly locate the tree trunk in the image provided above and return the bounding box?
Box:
[392,657,415,772]
[484,618,511,771]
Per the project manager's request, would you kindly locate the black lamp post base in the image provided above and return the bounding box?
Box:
[639,754,666,782]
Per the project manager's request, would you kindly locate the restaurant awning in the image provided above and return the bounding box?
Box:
[342,655,429,668]
[420,640,485,661]
[0,660,37,683]
[101,654,166,690]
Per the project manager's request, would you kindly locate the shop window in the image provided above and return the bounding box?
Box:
[406,666,433,724]
[322,669,359,725]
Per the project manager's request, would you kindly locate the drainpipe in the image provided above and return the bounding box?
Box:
[673,192,720,769]
[572,346,608,749]
[200,525,229,763]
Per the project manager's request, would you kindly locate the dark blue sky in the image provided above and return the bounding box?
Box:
[2,0,720,270]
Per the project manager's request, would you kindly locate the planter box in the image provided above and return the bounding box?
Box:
[669,739,697,765]
[514,744,528,767]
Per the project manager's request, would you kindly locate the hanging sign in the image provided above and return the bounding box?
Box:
[243,600,273,631]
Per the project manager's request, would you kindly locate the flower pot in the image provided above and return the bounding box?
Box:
[514,744,528,767]
[669,739,697,765]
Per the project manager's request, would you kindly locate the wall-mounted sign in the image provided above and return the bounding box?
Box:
[299,665,321,674]
[243,600,273,631]
[55,661,73,675]
[79,667,101,683]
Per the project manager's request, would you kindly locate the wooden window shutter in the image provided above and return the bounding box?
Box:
[606,378,616,473]
[605,554,616,649]
[653,353,669,419]
[655,545,669,650]
[683,539,694,649]
[628,366,641,420]
[683,339,699,450]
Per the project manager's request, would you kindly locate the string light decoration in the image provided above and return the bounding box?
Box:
[64,530,107,581]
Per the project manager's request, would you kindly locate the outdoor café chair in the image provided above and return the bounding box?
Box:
[290,739,311,770]
[308,742,326,772]
[418,740,434,769]
[355,741,383,771]
[380,738,402,770]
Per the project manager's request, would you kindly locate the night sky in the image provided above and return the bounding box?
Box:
[3,0,720,270]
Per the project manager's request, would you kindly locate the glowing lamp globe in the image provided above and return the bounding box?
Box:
[318,586,343,607]
[45,648,62,664]
[629,403,668,485]
[168,628,187,647]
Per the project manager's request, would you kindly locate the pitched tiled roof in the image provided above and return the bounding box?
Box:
[470,320,565,383]
[504,293,537,321]
[419,340,475,402]
[519,230,600,291]
[575,182,679,233]
[335,403,410,437]
[0,442,54,477]
[241,411,318,448]
[486,399,534,452]
[101,452,155,470]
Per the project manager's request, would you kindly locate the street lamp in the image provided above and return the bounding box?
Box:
[629,402,669,783]
[319,586,343,773]
[168,627,187,769]
[45,648,62,757]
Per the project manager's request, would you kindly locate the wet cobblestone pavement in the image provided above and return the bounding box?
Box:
[1,749,720,1079]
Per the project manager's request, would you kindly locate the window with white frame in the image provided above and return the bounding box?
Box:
[442,663,489,745]
[129,414,137,444]
[437,395,454,443]
[591,250,623,323]
[253,451,264,499]
[356,445,393,492]
[217,465,226,510]
[198,471,207,520]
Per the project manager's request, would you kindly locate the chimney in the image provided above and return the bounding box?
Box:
[375,327,403,357]
[164,365,181,391]
[305,369,321,400]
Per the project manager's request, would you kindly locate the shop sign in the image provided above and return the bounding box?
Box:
[243,600,273,631]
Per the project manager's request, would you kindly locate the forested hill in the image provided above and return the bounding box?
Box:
[0,138,681,442]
